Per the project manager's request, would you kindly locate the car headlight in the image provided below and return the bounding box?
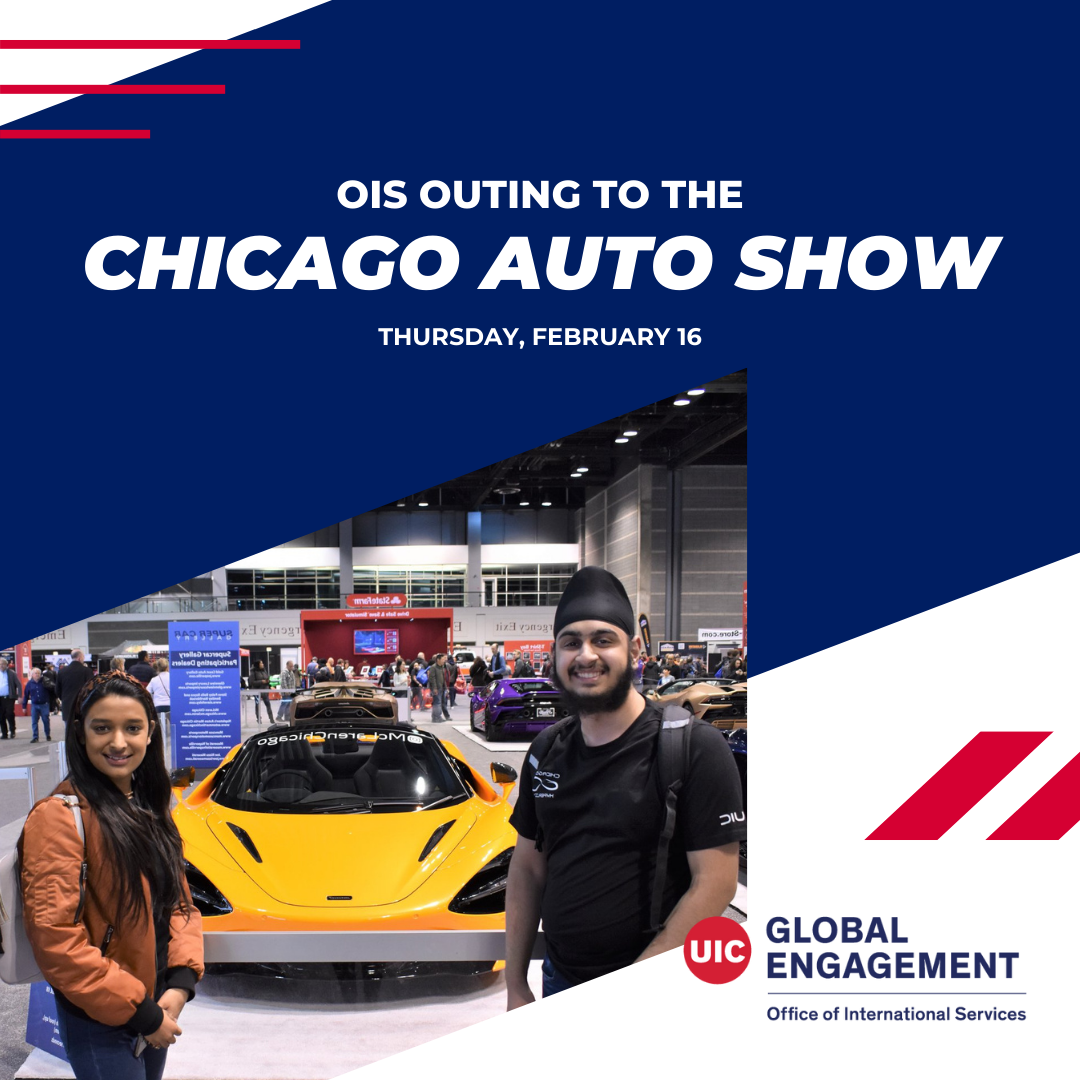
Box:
[185,861,233,917]
[448,849,514,914]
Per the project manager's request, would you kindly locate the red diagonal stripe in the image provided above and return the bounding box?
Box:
[988,750,1080,840]
[1,85,225,94]
[0,130,150,139]
[867,731,1051,839]
[0,40,299,49]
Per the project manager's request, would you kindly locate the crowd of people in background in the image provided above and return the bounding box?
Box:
[637,648,747,692]
[1,641,746,741]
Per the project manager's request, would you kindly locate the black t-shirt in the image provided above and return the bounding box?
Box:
[509,702,746,984]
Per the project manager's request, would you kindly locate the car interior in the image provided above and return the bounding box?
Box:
[215,732,464,809]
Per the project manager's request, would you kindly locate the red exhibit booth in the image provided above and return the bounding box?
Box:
[300,608,453,669]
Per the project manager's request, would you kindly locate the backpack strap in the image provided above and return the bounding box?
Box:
[50,795,87,923]
[648,706,694,935]
[525,717,578,853]
[52,795,84,847]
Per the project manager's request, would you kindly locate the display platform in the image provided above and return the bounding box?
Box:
[15,962,543,1079]
[453,725,533,752]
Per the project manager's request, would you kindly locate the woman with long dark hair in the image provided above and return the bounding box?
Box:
[19,672,203,1080]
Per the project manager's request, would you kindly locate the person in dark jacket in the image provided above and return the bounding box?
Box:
[445,654,460,708]
[249,660,272,724]
[641,656,661,692]
[57,650,94,725]
[0,657,21,739]
[333,659,346,682]
[427,654,451,721]
[515,654,535,679]
[469,656,490,689]
[129,651,156,687]
[42,663,60,712]
[22,668,53,742]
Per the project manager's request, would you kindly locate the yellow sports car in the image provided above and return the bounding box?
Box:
[172,686,518,977]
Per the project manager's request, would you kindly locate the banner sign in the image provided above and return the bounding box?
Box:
[344,609,417,619]
[345,594,407,608]
[169,620,241,770]
[658,641,709,662]
[25,982,67,1062]
[505,640,550,668]
[697,627,744,646]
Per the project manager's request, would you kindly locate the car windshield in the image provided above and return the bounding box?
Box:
[212,726,469,814]
[659,681,694,695]
[660,679,728,695]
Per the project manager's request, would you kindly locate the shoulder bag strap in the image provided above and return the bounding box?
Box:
[649,707,693,935]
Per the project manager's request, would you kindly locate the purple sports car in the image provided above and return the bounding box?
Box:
[469,678,569,740]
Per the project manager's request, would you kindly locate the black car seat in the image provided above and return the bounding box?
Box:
[320,738,366,792]
[262,738,333,797]
[353,737,427,798]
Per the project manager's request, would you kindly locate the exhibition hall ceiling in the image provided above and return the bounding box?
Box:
[390,371,747,511]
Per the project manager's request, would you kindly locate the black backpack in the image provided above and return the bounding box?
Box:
[527,704,693,936]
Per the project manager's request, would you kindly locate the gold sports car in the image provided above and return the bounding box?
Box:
[646,678,747,729]
[171,685,519,977]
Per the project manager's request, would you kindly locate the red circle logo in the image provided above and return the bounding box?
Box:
[683,916,751,984]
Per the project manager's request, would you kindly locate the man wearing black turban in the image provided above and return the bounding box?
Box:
[504,566,745,1007]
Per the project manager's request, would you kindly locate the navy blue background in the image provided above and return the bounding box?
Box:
[1,1,1072,671]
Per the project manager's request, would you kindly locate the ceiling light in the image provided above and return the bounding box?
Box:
[418,501,428,507]
[396,502,405,507]
[674,398,691,406]
[520,500,529,506]
[623,429,638,437]
[687,388,705,396]
[542,501,552,507]
[577,467,589,473]
[615,437,629,444]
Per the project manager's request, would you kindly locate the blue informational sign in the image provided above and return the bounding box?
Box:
[169,621,241,769]
[26,982,68,1062]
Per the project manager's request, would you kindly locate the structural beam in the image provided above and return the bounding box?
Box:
[666,404,747,468]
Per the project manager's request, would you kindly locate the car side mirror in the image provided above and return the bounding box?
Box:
[170,766,195,790]
[490,762,518,785]
[491,761,518,801]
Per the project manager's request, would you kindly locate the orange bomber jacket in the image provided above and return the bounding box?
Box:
[18,780,204,1033]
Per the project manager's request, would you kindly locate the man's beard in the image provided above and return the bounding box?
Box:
[551,651,636,716]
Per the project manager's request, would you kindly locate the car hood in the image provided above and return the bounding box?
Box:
[202,802,477,907]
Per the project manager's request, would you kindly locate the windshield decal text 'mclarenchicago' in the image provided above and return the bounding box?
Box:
[254,731,422,747]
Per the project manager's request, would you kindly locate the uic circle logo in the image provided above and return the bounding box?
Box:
[684,916,751,984]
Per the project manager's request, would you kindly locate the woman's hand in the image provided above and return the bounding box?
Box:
[145,1012,182,1049]
[157,988,188,1021]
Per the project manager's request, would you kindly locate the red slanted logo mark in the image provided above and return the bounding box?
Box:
[987,750,1080,840]
[867,731,1080,841]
